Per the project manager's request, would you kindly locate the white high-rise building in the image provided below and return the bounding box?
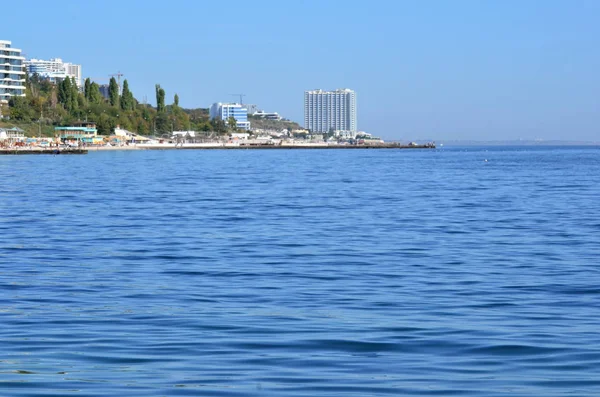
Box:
[65,63,82,88]
[304,88,357,133]
[0,40,26,105]
[24,58,82,88]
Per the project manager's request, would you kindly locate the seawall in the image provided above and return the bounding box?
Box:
[0,148,88,155]
[138,143,436,150]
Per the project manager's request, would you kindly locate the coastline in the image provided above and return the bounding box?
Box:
[0,148,88,155]
[0,143,435,154]
[137,142,436,150]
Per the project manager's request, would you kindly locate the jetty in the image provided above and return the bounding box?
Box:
[0,142,436,153]
[0,148,88,155]
[137,142,436,150]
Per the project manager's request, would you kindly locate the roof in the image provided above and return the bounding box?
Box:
[55,127,97,132]
[0,126,25,132]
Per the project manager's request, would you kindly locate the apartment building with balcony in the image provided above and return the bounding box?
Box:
[0,40,26,106]
[24,58,82,88]
[304,88,357,133]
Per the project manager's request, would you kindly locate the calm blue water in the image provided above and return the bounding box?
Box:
[1,146,599,396]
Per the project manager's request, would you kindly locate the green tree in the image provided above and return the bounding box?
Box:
[77,93,87,110]
[211,118,227,134]
[89,82,103,104]
[70,77,79,112]
[155,84,165,112]
[96,113,115,135]
[155,84,160,110]
[25,72,37,99]
[58,77,72,110]
[108,77,120,107]
[197,120,212,132]
[227,116,237,132]
[57,79,66,106]
[174,93,179,107]
[84,78,91,101]
[8,96,34,121]
[120,79,134,111]
[155,112,170,133]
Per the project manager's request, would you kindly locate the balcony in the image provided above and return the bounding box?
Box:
[0,83,25,90]
[0,92,26,98]
[0,54,25,60]
[3,67,25,72]
[0,78,26,84]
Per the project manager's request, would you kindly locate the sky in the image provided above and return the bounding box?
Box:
[6,0,600,141]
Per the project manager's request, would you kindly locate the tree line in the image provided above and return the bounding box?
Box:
[3,74,230,136]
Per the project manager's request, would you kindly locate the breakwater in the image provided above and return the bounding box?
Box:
[0,148,88,155]
[0,143,435,154]
[139,143,436,150]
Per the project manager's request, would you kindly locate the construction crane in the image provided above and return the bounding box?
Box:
[230,94,246,105]
[109,71,124,90]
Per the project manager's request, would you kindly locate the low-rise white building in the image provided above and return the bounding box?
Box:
[0,127,25,140]
[334,130,358,139]
[252,111,281,120]
[231,132,250,140]
[173,131,196,138]
[114,127,135,137]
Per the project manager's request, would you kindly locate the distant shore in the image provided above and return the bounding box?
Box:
[137,142,436,150]
[0,142,436,154]
[438,140,600,146]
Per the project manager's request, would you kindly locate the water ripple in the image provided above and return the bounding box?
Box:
[1,147,600,396]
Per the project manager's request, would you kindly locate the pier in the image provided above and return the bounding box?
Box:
[0,148,88,155]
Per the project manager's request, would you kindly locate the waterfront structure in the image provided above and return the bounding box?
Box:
[0,127,25,141]
[0,40,26,106]
[114,127,136,138]
[210,103,251,130]
[173,131,196,138]
[55,122,98,142]
[24,58,82,88]
[304,88,357,133]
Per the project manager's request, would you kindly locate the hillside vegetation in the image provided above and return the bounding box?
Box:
[248,115,302,132]
[1,74,303,137]
[1,76,228,137]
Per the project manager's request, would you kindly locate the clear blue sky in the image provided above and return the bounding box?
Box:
[7,0,600,141]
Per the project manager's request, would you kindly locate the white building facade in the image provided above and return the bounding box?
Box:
[0,40,26,106]
[210,103,250,130]
[24,58,82,88]
[304,88,357,133]
[252,111,281,120]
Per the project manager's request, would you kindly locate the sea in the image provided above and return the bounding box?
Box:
[1,146,599,396]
